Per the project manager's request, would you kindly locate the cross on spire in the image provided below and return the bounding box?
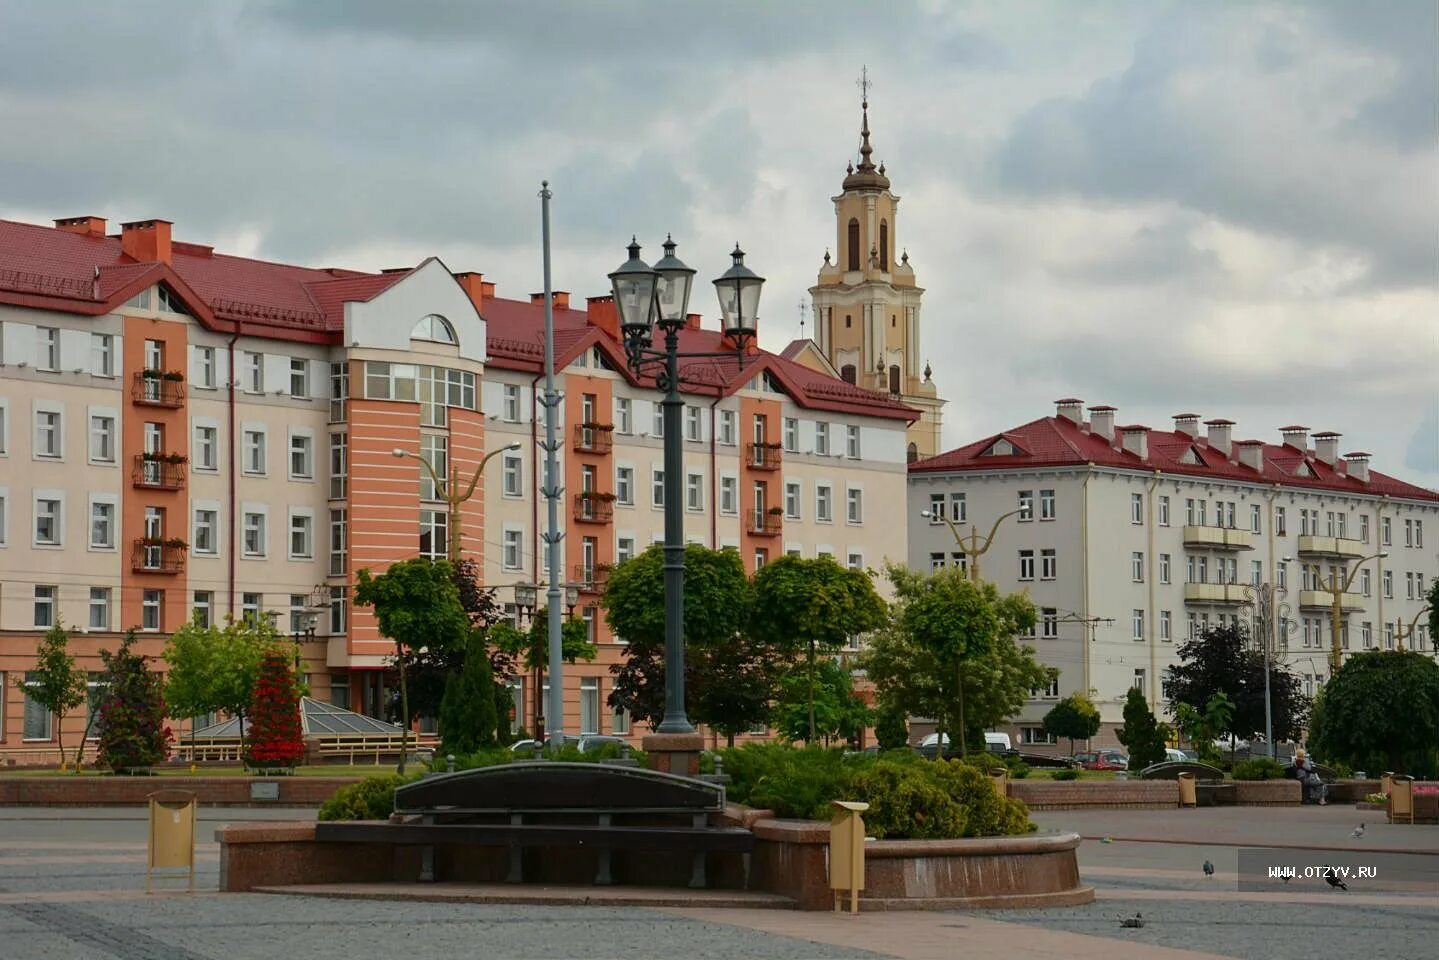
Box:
[856,65,872,105]
[798,299,807,338]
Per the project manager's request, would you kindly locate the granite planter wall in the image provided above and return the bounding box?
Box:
[0,776,361,807]
[1230,780,1300,805]
[1008,779,1177,810]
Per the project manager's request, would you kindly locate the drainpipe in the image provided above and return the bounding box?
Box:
[709,394,722,548]
[226,321,241,617]
[1147,471,1160,708]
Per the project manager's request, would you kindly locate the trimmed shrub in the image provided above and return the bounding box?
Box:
[96,636,172,772]
[1007,761,1032,780]
[1051,768,1080,781]
[318,773,422,821]
[1231,757,1286,781]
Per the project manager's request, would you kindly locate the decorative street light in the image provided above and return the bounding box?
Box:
[393,442,521,562]
[1240,582,1299,758]
[917,508,1024,583]
[1283,551,1389,677]
[610,237,763,734]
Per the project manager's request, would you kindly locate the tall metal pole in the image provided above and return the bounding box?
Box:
[657,325,693,733]
[1262,587,1274,759]
[539,181,565,745]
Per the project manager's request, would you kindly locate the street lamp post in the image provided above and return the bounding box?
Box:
[917,508,1024,583]
[1395,605,1433,653]
[393,442,521,561]
[1240,583,1297,758]
[610,237,764,737]
[1284,551,1389,678]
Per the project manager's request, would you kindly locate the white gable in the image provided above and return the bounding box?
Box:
[344,258,486,362]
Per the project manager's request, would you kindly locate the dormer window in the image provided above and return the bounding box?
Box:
[411,314,456,344]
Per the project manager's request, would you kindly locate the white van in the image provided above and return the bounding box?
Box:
[984,732,1012,753]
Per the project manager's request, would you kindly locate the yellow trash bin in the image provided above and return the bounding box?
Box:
[1177,771,1197,808]
[1390,776,1415,825]
[990,770,1009,798]
[829,800,869,914]
[146,789,197,893]
[1381,772,1394,797]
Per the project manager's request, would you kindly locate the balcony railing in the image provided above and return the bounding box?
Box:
[131,371,186,408]
[573,563,611,594]
[1298,589,1365,611]
[131,539,187,575]
[573,492,615,524]
[748,510,783,537]
[746,442,783,471]
[1181,525,1253,550]
[1296,535,1368,561]
[573,422,614,454]
[131,454,187,491]
[1182,583,1249,605]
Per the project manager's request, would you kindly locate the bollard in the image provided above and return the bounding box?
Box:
[829,800,870,914]
[714,756,725,778]
[446,754,456,774]
[533,742,544,761]
[620,743,632,761]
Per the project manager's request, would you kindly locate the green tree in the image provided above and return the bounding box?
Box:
[873,700,910,751]
[1309,650,1439,775]
[1171,692,1233,764]
[1116,687,1168,771]
[163,616,276,753]
[354,559,470,773]
[869,565,1043,757]
[439,632,499,755]
[1163,623,1308,747]
[750,555,887,743]
[1427,579,1438,645]
[772,658,872,746]
[605,544,774,743]
[20,622,87,768]
[1042,693,1101,755]
[490,606,596,738]
[96,633,171,772]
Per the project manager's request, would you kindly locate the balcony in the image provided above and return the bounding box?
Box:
[131,371,186,408]
[1298,589,1365,612]
[1182,525,1253,550]
[573,492,615,524]
[748,509,783,537]
[1296,535,1369,561]
[746,442,782,471]
[573,422,614,455]
[131,539,187,575]
[573,563,611,594]
[1183,582,1249,605]
[131,454,187,491]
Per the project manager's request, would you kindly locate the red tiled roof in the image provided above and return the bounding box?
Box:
[481,296,917,422]
[911,414,1438,501]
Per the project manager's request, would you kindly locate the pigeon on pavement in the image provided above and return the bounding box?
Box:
[1120,913,1145,928]
[1351,823,1365,839]
[1202,860,1214,877]
[1325,868,1348,891]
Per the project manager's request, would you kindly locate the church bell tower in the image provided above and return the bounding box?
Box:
[805,70,944,462]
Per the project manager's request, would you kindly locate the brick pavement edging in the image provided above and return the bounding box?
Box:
[0,776,362,806]
[216,806,1093,910]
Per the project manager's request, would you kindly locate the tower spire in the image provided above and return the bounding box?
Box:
[843,66,889,191]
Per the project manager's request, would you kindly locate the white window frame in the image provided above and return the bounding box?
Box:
[845,485,863,525]
[815,484,833,523]
[503,454,524,498]
[141,589,163,632]
[245,352,264,393]
[1130,493,1144,525]
[242,425,267,476]
[88,409,116,464]
[719,475,738,516]
[503,383,522,422]
[288,508,314,560]
[90,333,115,377]
[89,587,110,631]
[33,403,64,460]
[651,468,665,509]
[502,527,524,571]
[845,425,861,459]
[815,422,830,456]
[1041,548,1057,580]
[718,409,736,445]
[684,405,702,442]
[194,344,217,389]
[37,326,60,371]
[1158,495,1170,526]
[685,472,704,512]
[1131,551,1144,583]
[785,481,802,520]
[88,494,117,551]
[1018,549,1035,581]
[193,420,219,472]
[241,506,268,559]
[34,491,64,547]
[288,428,314,480]
[1132,609,1145,641]
[289,357,311,398]
[1039,489,1055,521]
[193,504,220,556]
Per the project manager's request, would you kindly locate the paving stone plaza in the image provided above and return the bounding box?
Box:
[2,805,1435,960]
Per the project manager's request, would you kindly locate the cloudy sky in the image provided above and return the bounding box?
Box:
[2,1,1435,487]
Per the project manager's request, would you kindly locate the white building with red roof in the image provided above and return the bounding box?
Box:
[0,215,917,758]
[909,399,1439,751]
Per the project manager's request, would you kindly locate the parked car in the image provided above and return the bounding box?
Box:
[1164,748,1188,763]
[1073,750,1128,770]
[918,732,1013,754]
[509,735,627,755]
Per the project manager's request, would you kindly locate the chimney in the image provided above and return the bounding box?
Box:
[585,295,620,340]
[54,215,107,237]
[1235,440,1265,473]
[120,219,172,264]
[1312,431,1341,465]
[1343,451,1370,483]
[1054,398,1084,424]
[454,272,485,312]
[530,291,571,310]
[480,280,496,300]
[1088,404,1116,442]
[1205,418,1235,456]
[1120,424,1150,459]
[686,312,701,330]
[1173,413,1201,438]
[1280,425,1309,451]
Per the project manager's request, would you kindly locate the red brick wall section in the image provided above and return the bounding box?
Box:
[1008,779,1178,810]
[0,776,362,806]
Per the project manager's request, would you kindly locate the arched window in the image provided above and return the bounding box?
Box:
[411,314,456,344]
[880,220,889,271]
[888,365,901,394]
[840,364,856,384]
[847,218,860,271]
[907,442,918,464]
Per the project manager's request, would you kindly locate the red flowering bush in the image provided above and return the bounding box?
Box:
[244,652,305,768]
